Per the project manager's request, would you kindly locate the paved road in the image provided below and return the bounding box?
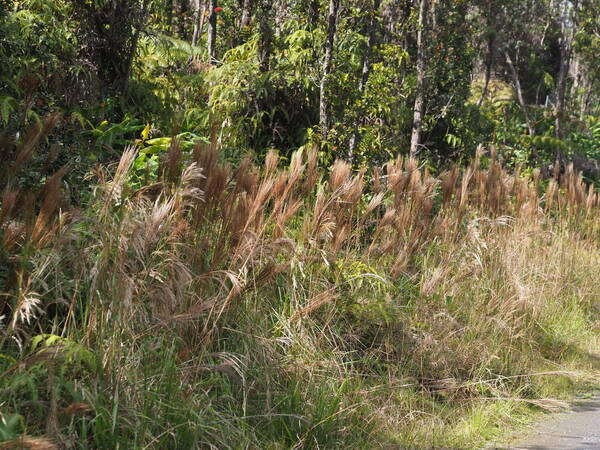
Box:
[505,396,600,449]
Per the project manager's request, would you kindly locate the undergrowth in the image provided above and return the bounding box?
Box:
[2,123,600,448]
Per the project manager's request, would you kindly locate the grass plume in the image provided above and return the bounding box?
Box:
[2,141,600,448]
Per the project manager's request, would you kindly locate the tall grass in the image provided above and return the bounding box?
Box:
[2,129,600,448]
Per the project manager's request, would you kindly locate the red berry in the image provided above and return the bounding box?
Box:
[214,6,223,12]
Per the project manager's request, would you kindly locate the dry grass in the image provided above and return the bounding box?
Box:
[0,437,57,450]
[2,135,600,447]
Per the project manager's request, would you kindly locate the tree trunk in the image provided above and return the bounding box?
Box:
[176,0,189,39]
[319,0,340,137]
[308,0,319,30]
[349,0,381,159]
[410,0,428,157]
[191,0,205,46]
[118,0,149,92]
[581,82,593,118]
[258,0,273,72]
[555,0,575,141]
[241,0,252,28]
[555,42,569,140]
[207,0,217,63]
[478,2,495,108]
[477,34,494,107]
[274,0,289,36]
[504,49,535,136]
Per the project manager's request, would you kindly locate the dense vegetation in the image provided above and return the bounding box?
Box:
[1,0,600,448]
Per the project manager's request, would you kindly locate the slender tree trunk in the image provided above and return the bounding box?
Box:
[477,28,494,107]
[555,44,570,140]
[349,0,381,159]
[581,82,593,118]
[274,0,289,36]
[176,0,189,39]
[319,0,340,137]
[571,54,583,117]
[258,0,273,72]
[308,0,319,30]
[207,0,217,63]
[122,0,148,92]
[410,0,428,157]
[555,0,574,141]
[478,41,494,107]
[505,49,535,136]
[191,0,206,46]
[241,0,252,28]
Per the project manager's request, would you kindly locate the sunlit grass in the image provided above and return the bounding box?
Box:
[2,134,600,447]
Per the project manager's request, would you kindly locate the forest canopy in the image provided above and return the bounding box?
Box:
[2,0,600,177]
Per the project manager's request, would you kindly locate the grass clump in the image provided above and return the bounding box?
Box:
[2,130,600,448]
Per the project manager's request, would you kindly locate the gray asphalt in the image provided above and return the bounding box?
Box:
[503,396,600,449]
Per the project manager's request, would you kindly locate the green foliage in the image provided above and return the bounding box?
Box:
[30,334,96,371]
[0,0,78,128]
[89,116,145,151]
[0,414,23,442]
[571,117,600,160]
[130,130,206,187]
[207,39,263,152]
[3,1,600,445]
